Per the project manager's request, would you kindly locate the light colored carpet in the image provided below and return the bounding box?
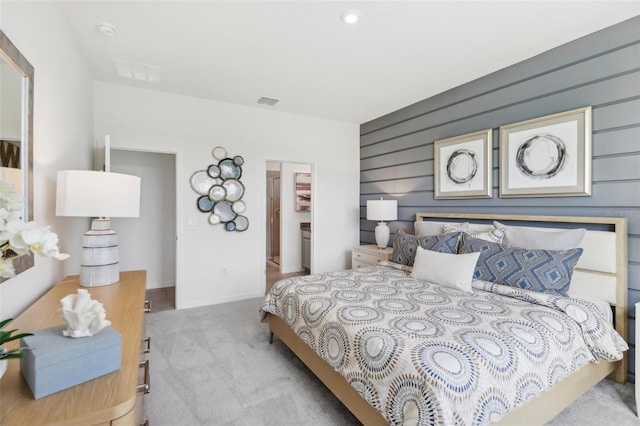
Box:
[146,298,639,425]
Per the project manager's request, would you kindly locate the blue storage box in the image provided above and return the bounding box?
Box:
[20,325,121,399]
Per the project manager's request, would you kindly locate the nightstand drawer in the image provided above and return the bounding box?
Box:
[352,245,393,270]
[352,259,375,269]
[352,250,382,265]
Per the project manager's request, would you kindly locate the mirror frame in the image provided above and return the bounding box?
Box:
[1,29,34,282]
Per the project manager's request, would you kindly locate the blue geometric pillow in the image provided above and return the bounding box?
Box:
[391,230,461,266]
[458,233,583,295]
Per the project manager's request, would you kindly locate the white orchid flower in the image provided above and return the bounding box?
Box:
[6,221,69,260]
[1,185,69,278]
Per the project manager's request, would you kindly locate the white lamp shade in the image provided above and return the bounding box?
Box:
[56,170,141,217]
[366,199,397,221]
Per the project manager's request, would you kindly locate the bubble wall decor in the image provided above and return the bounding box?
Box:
[190,146,248,231]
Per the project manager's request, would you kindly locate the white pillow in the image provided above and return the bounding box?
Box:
[442,223,505,244]
[410,247,480,293]
[493,221,586,250]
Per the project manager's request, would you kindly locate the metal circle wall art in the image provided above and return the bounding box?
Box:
[190,146,249,232]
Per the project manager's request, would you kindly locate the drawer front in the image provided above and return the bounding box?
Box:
[353,250,382,265]
[352,258,375,269]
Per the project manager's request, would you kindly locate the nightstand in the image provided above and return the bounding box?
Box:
[352,245,393,269]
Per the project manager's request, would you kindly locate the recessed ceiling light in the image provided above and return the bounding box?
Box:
[97,23,116,37]
[340,11,360,24]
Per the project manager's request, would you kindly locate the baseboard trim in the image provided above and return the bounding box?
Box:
[177,292,264,310]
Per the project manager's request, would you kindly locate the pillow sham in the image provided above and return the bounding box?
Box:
[493,220,586,250]
[458,233,583,295]
[442,223,505,244]
[391,230,461,266]
[410,247,480,293]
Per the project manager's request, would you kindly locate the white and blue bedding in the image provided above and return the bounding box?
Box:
[260,265,627,426]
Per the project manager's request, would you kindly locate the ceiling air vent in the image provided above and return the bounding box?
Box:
[257,97,279,106]
[112,58,163,84]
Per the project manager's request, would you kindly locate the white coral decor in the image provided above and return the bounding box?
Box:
[60,289,111,337]
[0,182,69,278]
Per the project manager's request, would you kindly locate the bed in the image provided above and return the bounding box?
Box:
[260,213,628,425]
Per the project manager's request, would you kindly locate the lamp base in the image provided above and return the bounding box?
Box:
[80,218,120,287]
[374,221,390,249]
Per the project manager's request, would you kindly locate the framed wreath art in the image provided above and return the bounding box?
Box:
[433,129,492,199]
[499,106,592,198]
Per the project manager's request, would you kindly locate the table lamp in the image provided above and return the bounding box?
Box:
[56,170,141,286]
[366,198,397,249]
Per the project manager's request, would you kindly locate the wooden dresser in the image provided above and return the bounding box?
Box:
[0,270,149,425]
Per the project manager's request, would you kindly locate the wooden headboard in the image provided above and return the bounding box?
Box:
[415,212,628,382]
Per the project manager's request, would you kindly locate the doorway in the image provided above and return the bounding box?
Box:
[111,149,177,310]
[265,160,312,293]
[266,169,280,267]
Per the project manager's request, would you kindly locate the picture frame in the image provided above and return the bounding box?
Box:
[499,106,591,198]
[433,129,492,199]
[295,172,311,211]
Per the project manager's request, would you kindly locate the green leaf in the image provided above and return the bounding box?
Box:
[0,318,13,329]
[0,347,27,360]
[1,332,33,343]
[0,318,32,346]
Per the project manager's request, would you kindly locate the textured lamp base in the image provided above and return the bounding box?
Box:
[374,221,390,248]
[80,218,120,287]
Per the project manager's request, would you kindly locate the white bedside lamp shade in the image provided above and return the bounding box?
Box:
[56,170,141,287]
[366,198,397,249]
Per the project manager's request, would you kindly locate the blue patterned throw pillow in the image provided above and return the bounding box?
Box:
[458,233,583,295]
[391,230,461,266]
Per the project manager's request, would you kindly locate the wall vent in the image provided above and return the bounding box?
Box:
[257,97,279,106]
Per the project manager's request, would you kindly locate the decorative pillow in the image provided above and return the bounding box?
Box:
[391,230,461,266]
[458,233,583,295]
[493,221,586,250]
[443,223,505,244]
[410,247,480,293]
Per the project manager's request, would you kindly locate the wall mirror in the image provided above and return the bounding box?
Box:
[0,29,34,282]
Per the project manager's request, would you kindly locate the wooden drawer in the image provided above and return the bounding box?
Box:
[352,250,382,265]
[352,245,393,270]
[352,259,375,269]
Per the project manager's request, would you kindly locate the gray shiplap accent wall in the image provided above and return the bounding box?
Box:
[359,16,640,380]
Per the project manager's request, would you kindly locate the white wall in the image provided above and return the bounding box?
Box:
[110,149,176,290]
[94,82,360,310]
[0,2,94,318]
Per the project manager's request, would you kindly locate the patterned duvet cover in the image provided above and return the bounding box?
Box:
[260,265,627,426]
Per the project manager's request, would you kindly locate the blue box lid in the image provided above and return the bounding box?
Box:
[21,325,121,369]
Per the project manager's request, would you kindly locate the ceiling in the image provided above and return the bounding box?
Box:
[57,1,640,124]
